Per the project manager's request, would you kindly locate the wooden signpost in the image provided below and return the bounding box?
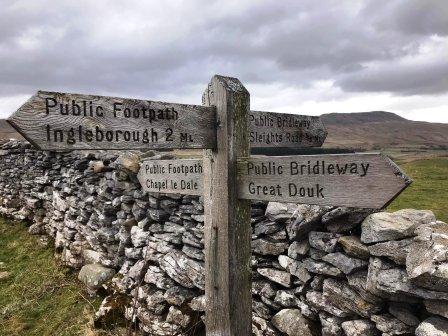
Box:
[9,75,411,336]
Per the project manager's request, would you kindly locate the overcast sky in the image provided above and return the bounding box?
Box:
[1,0,447,122]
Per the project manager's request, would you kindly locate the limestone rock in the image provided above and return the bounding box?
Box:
[415,317,448,336]
[296,299,318,321]
[253,299,273,320]
[369,238,413,265]
[424,300,448,319]
[319,312,344,336]
[130,226,149,247]
[144,265,175,290]
[0,271,10,280]
[254,220,282,237]
[371,314,415,335]
[322,252,368,274]
[252,280,276,298]
[341,319,379,336]
[145,289,167,314]
[189,295,206,311]
[78,264,115,289]
[82,249,102,264]
[252,316,279,336]
[278,255,294,270]
[252,238,288,255]
[323,278,382,318]
[361,209,435,243]
[303,258,343,277]
[289,260,312,283]
[89,160,106,173]
[388,302,420,326]
[265,202,296,221]
[286,205,330,240]
[309,232,341,253]
[338,236,370,260]
[127,260,148,280]
[406,222,448,292]
[138,309,181,335]
[159,251,205,290]
[310,275,325,291]
[182,245,204,261]
[322,207,375,233]
[366,257,418,302]
[309,248,327,260]
[163,286,196,306]
[165,306,190,328]
[94,294,127,326]
[288,240,310,259]
[306,291,353,318]
[258,268,292,288]
[347,271,384,304]
[115,152,140,173]
[371,263,448,301]
[271,309,315,336]
[274,290,298,308]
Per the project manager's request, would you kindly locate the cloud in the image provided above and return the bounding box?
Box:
[0,0,447,122]
[337,36,448,95]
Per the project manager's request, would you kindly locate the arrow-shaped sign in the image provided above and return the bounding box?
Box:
[138,159,203,196]
[138,154,411,209]
[249,110,327,148]
[237,153,411,208]
[7,91,217,150]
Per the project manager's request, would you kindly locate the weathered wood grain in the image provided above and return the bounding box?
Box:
[137,159,203,195]
[7,91,216,150]
[249,111,327,148]
[237,153,411,209]
[202,75,252,335]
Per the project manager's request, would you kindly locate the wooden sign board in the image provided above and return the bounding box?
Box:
[7,91,216,150]
[137,153,411,209]
[237,153,411,208]
[249,111,327,148]
[138,159,203,195]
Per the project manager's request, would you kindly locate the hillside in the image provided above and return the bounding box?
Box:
[321,111,448,151]
[0,119,23,143]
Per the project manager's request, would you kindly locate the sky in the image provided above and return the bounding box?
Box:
[0,0,447,123]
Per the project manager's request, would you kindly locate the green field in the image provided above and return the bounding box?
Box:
[388,157,448,223]
[0,219,104,336]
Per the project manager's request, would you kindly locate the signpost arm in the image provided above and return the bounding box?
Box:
[202,75,252,335]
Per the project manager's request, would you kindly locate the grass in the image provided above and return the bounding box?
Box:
[0,218,104,336]
[388,157,448,223]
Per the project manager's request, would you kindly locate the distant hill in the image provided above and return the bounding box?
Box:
[0,119,24,143]
[322,111,406,124]
[321,111,448,151]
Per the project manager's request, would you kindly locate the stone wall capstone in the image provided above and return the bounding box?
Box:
[0,140,447,336]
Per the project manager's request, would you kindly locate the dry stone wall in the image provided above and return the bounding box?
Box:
[0,140,447,336]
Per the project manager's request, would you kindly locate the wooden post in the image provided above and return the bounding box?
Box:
[202,75,252,335]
